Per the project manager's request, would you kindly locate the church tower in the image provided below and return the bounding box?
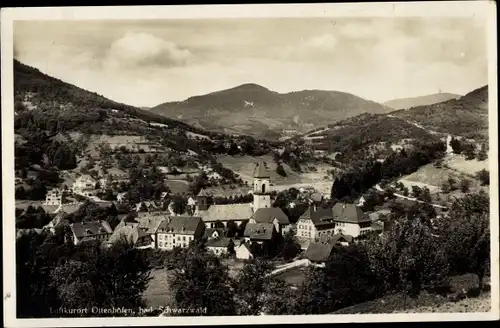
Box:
[253,159,271,210]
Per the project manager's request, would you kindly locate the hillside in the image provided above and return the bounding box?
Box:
[150,83,393,139]
[301,113,441,159]
[389,85,488,140]
[384,93,462,110]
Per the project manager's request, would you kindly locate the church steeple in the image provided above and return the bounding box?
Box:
[253,159,271,210]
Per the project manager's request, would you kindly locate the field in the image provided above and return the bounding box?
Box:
[398,153,488,194]
[15,200,44,210]
[275,267,308,286]
[217,155,335,195]
[143,269,175,309]
[164,179,190,195]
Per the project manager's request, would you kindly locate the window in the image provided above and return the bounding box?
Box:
[262,184,266,193]
[173,239,175,243]
[159,242,163,247]
[183,236,186,241]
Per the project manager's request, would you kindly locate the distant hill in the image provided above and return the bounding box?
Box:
[302,113,440,158]
[13,59,201,136]
[389,86,488,140]
[150,83,393,139]
[384,93,462,110]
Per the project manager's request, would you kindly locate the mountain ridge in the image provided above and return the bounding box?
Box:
[150,83,394,139]
[384,92,462,110]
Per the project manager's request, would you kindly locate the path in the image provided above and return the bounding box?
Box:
[375,184,448,209]
[267,259,311,277]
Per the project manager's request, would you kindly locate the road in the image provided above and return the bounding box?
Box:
[375,184,448,209]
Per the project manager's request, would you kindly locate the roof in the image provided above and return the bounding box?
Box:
[195,203,253,222]
[332,203,371,224]
[244,222,275,240]
[299,205,336,227]
[251,207,290,225]
[304,242,334,262]
[331,234,354,244]
[206,237,232,248]
[76,175,96,183]
[71,221,113,238]
[157,216,202,235]
[56,203,82,215]
[203,228,225,239]
[108,225,152,245]
[197,189,212,197]
[371,221,384,232]
[253,159,270,178]
[197,187,251,198]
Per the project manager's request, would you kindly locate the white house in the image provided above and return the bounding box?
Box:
[155,216,205,250]
[69,221,113,245]
[72,175,98,197]
[236,242,253,260]
[43,188,63,206]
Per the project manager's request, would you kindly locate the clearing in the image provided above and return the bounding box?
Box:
[143,269,175,309]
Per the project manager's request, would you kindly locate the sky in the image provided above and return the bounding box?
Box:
[14,17,488,107]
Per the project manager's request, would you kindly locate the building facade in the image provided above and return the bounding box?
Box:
[156,216,205,250]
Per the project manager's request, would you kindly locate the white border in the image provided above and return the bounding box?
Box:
[2,2,498,327]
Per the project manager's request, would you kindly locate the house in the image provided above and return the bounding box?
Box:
[107,225,154,249]
[156,216,205,250]
[206,237,233,256]
[308,192,323,204]
[303,242,335,266]
[296,205,336,241]
[249,207,291,235]
[330,234,354,246]
[69,221,113,245]
[331,202,372,237]
[203,228,225,240]
[207,172,223,181]
[243,222,277,244]
[236,242,253,260]
[296,203,372,240]
[114,213,166,248]
[135,201,163,213]
[43,188,63,206]
[72,175,98,196]
[16,228,43,239]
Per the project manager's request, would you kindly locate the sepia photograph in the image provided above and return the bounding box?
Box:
[2,2,498,327]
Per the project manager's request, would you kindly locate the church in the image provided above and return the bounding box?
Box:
[193,159,282,229]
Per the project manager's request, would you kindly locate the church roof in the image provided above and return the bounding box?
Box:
[253,159,270,178]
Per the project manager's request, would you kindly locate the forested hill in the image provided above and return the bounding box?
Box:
[150,83,394,139]
[389,85,489,140]
[13,59,207,136]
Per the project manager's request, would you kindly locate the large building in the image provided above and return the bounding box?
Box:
[156,216,205,250]
[69,221,113,245]
[249,207,291,235]
[43,188,63,206]
[72,175,98,197]
[296,202,372,240]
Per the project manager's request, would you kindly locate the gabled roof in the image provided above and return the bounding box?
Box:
[206,237,232,248]
[108,225,152,245]
[195,203,253,222]
[157,216,202,235]
[134,214,168,233]
[197,189,212,197]
[244,222,275,240]
[332,203,371,224]
[304,242,334,262]
[331,234,354,244]
[71,221,113,238]
[203,228,225,239]
[253,159,270,178]
[298,206,336,227]
[76,174,96,183]
[251,207,290,225]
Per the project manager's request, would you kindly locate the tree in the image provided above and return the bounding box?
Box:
[234,260,274,315]
[460,179,471,193]
[296,245,381,314]
[169,246,236,316]
[476,169,490,186]
[281,230,301,261]
[477,143,487,161]
[171,196,187,215]
[436,191,490,286]
[367,218,449,308]
[227,239,235,255]
[450,137,462,154]
[420,187,432,203]
[276,164,287,177]
[448,177,458,191]
[411,186,423,199]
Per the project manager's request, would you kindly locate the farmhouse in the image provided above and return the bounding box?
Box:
[206,237,233,256]
[249,207,291,235]
[156,216,205,250]
[331,202,372,237]
[114,213,166,248]
[303,242,335,266]
[69,221,113,245]
[107,225,154,249]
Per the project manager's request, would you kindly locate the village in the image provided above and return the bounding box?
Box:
[16,157,397,270]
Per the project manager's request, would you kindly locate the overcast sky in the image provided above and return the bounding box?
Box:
[14,17,488,107]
